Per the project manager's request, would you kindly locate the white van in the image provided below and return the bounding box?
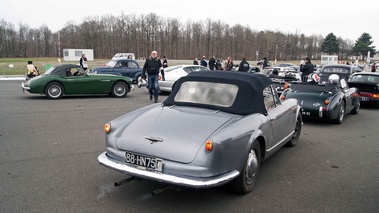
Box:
[112,53,135,60]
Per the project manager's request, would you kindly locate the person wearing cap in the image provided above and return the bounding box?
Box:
[300,57,314,82]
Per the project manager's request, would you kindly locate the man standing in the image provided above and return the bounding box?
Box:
[142,50,164,103]
[238,58,250,72]
[300,57,314,82]
[209,56,216,70]
[200,56,208,67]
[372,62,377,72]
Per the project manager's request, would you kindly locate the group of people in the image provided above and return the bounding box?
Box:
[193,55,273,72]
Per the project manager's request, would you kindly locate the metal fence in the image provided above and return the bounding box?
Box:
[1,62,50,77]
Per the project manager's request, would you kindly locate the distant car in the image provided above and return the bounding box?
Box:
[112,53,135,60]
[281,76,360,124]
[247,66,261,73]
[21,64,133,99]
[348,72,379,105]
[158,65,210,93]
[90,59,142,83]
[277,63,299,71]
[269,67,302,81]
[318,64,362,84]
[98,71,302,195]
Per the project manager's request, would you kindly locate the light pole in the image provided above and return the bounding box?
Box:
[275,44,278,65]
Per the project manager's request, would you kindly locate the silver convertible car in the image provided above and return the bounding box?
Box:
[98,71,302,194]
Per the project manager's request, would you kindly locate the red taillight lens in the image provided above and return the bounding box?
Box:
[104,122,111,134]
[205,139,213,152]
[158,75,162,80]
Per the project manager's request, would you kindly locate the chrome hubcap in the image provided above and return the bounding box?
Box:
[245,149,258,185]
[49,86,61,97]
[115,85,126,96]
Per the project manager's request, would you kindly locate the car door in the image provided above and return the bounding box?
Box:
[263,85,292,148]
[63,68,95,94]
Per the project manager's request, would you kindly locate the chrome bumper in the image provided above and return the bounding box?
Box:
[21,82,30,93]
[98,152,239,188]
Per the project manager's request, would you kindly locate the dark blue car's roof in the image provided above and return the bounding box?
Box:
[163,71,272,115]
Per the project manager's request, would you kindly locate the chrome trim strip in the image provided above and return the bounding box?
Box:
[319,106,323,118]
[266,131,293,152]
[98,152,239,188]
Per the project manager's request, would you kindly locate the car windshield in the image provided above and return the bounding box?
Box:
[322,67,349,74]
[107,60,118,67]
[350,74,379,83]
[174,81,238,107]
[44,66,56,75]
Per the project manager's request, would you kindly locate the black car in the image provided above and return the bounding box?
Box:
[90,59,143,83]
[348,72,379,105]
[318,64,362,84]
[281,76,360,124]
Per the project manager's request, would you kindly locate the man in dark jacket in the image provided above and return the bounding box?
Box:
[200,56,208,67]
[209,56,216,70]
[238,58,250,72]
[300,57,314,82]
[142,50,164,103]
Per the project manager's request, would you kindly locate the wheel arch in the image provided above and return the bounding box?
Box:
[112,79,131,91]
[44,80,65,93]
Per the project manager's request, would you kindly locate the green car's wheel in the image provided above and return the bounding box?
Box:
[112,82,128,98]
[45,82,64,99]
[230,141,261,195]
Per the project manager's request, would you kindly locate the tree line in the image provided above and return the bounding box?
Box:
[0,12,376,61]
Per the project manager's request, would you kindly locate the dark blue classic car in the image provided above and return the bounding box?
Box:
[90,59,143,83]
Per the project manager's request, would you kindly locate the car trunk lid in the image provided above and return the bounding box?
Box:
[115,106,232,163]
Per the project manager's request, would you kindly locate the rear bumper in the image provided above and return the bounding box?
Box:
[21,82,30,93]
[98,152,239,188]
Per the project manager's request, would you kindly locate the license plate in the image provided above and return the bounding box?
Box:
[301,111,310,116]
[125,152,163,172]
[360,97,369,101]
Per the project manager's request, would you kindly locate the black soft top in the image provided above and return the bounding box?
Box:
[163,71,272,115]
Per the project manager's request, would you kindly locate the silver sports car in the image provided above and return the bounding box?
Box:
[98,71,302,194]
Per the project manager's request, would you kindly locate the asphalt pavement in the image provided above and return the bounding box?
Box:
[0,80,378,213]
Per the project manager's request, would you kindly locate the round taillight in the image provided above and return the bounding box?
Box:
[325,99,330,105]
[280,95,285,100]
[104,122,111,134]
[205,139,213,152]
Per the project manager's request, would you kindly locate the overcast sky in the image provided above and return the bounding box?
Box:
[1,0,378,49]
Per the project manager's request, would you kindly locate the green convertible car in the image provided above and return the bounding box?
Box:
[21,64,134,99]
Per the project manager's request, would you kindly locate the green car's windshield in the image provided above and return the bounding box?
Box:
[44,66,56,75]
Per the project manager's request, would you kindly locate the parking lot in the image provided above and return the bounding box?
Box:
[0,80,378,212]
